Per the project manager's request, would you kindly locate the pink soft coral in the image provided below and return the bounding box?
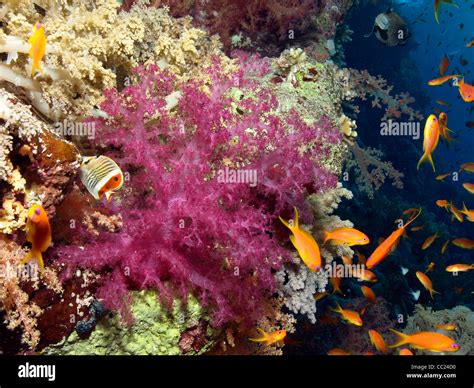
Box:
[56,55,340,326]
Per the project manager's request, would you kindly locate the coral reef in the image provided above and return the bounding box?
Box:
[44,291,214,355]
[401,304,474,355]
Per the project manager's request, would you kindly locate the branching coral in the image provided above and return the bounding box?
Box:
[0,237,62,349]
[344,142,404,198]
[349,69,423,121]
[55,55,341,327]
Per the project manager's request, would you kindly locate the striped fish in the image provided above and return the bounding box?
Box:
[79,155,123,202]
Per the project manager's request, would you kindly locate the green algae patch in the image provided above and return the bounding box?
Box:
[44,291,214,355]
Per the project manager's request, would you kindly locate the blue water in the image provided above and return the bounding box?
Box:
[340,0,473,313]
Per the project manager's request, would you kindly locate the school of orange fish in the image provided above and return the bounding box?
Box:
[249,1,473,354]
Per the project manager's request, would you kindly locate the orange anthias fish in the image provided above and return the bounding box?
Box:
[459,163,474,173]
[435,172,451,181]
[354,250,366,265]
[21,203,52,272]
[28,23,46,77]
[389,329,459,352]
[436,323,458,331]
[458,78,474,102]
[450,204,464,223]
[467,40,474,49]
[399,348,414,355]
[425,262,435,273]
[323,227,370,246]
[438,113,455,144]
[452,238,474,249]
[416,271,439,299]
[436,199,450,209]
[411,225,424,232]
[328,348,351,356]
[366,209,422,269]
[369,329,388,354]
[341,255,352,265]
[441,239,450,254]
[428,74,459,86]
[331,303,363,326]
[422,233,438,250]
[279,207,322,272]
[361,285,377,304]
[434,0,459,24]
[439,55,449,75]
[417,115,440,171]
[445,264,474,272]
[463,183,474,194]
[249,328,286,345]
[357,268,378,282]
[330,276,344,295]
[459,203,474,222]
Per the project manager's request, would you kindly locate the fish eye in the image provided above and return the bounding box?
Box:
[35,208,41,215]
[114,177,119,181]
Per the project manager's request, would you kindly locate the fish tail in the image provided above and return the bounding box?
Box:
[323,230,331,244]
[21,249,44,273]
[429,288,440,299]
[417,152,434,171]
[331,303,342,313]
[278,215,294,232]
[249,327,267,343]
[389,329,410,348]
[293,206,299,229]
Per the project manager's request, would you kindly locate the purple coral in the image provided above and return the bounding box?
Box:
[56,55,340,326]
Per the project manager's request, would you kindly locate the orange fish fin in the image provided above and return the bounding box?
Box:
[429,288,440,299]
[279,215,294,232]
[249,327,267,343]
[21,249,44,273]
[323,230,331,244]
[389,329,409,348]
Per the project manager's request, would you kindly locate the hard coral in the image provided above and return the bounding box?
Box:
[56,55,340,327]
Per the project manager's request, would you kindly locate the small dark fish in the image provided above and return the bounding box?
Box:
[436,99,451,107]
[460,23,464,30]
[466,121,474,129]
[365,7,410,47]
[460,57,469,66]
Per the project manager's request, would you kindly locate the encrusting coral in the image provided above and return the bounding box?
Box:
[44,290,213,355]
